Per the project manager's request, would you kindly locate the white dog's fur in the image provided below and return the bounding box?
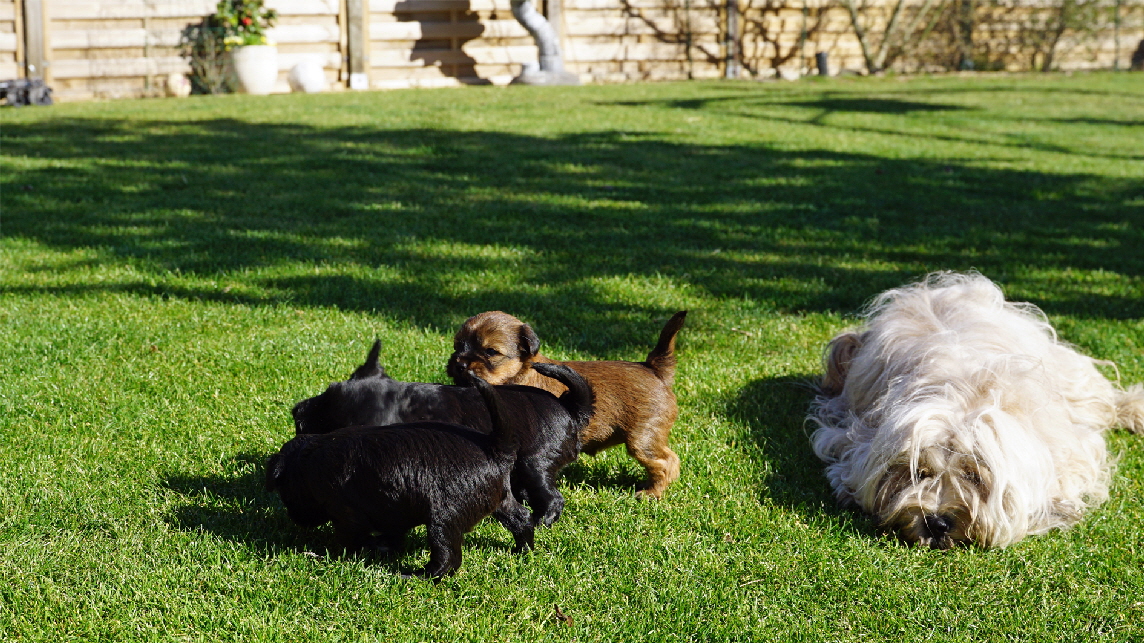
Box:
[809,272,1144,549]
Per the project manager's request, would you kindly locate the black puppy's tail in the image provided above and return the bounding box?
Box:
[531,363,594,430]
[349,339,388,380]
[645,311,687,387]
[469,369,517,458]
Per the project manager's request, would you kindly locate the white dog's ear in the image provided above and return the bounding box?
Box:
[821,332,863,396]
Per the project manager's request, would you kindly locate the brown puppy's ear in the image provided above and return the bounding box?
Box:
[821,331,862,396]
[518,323,540,359]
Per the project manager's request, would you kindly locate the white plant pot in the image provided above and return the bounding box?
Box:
[232,45,278,95]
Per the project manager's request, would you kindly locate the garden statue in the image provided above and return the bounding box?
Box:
[510,0,579,85]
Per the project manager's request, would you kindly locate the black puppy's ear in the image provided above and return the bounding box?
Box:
[518,324,540,359]
[350,339,387,380]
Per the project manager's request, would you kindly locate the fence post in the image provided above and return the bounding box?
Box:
[22,0,47,81]
[1114,0,1121,71]
[347,0,370,89]
[725,0,739,78]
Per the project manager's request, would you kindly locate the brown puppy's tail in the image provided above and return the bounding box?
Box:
[645,311,687,387]
[469,369,517,458]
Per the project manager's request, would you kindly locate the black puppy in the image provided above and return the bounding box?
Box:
[267,371,531,579]
[291,340,592,527]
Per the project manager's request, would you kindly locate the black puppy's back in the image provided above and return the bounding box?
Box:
[292,340,592,436]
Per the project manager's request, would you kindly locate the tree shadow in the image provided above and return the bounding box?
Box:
[560,458,645,495]
[1048,117,1144,128]
[726,374,880,539]
[784,97,973,114]
[599,88,1144,162]
[395,0,492,85]
[3,112,1142,350]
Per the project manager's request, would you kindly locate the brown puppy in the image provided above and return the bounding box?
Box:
[448,311,687,498]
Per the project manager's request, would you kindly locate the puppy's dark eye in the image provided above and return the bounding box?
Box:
[916,469,932,480]
[484,348,499,357]
[963,471,983,486]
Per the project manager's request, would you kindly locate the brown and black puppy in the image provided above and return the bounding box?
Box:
[448,311,687,498]
[267,371,532,579]
[291,340,593,527]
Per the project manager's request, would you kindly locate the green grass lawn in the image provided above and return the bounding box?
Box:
[2,72,1142,641]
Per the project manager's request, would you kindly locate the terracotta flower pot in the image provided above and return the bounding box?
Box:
[231,45,278,95]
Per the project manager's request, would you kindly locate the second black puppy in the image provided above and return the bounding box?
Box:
[291,340,592,527]
[267,371,529,579]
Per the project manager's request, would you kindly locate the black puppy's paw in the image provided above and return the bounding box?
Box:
[536,500,563,528]
[511,530,535,554]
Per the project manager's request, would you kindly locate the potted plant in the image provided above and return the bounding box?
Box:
[215,0,279,95]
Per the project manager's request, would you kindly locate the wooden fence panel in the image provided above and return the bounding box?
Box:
[2,1,1140,100]
[272,0,344,90]
[562,0,726,82]
[367,0,535,88]
[0,1,19,79]
[36,0,343,101]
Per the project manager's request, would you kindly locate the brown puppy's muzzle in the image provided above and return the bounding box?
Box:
[448,351,494,384]
[446,353,471,384]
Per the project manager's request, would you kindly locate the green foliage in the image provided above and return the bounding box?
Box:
[179,20,235,95]
[0,74,1142,641]
[213,0,278,47]
[178,1,278,96]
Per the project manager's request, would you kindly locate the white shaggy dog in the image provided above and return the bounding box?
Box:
[808,272,1144,549]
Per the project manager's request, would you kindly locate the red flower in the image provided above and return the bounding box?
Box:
[241,16,252,25]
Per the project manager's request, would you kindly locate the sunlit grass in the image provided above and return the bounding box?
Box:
[1,72,1142,641]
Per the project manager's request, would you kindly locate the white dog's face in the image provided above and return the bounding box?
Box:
[844,388,1031,550]
[870,448,986,550]
[809,273,1136,550]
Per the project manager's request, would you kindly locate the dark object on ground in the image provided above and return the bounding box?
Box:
[0,79,53,107]
[816,52,830,77]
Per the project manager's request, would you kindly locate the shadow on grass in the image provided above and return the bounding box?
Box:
[2,106,1142,355]
[163,453,313,547]
[162,451,572,572]
[727,374,880,540]
[561,458,645,495]
[786,97,972,114]
[163,452,420,574]
[600,89,1144,162]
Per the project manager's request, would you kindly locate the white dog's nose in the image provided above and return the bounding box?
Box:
[922,514,953,547]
